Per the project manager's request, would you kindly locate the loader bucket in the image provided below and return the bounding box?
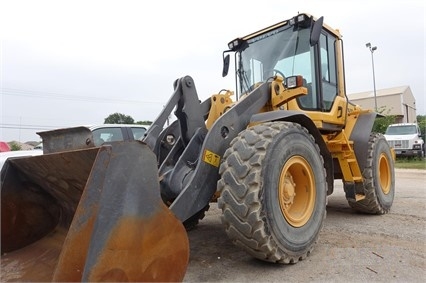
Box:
[1,141,189,282]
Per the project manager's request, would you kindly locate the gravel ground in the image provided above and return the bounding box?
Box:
[183,168,426,282]
[1,168,424,282]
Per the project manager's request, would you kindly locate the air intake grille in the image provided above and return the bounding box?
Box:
[387,140,409,149]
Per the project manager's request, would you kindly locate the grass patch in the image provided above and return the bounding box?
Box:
[395,157,426,170]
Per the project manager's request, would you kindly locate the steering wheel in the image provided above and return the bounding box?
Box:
[272,69,285,78]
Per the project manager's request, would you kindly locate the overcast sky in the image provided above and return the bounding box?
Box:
[1,0,425,142]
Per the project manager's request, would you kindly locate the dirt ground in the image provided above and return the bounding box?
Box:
[184,168,426,282]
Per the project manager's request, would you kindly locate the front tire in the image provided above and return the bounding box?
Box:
[346,133,395,214]
[217,122,327,264]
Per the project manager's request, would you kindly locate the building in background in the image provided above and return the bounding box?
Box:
[348,86,417,123]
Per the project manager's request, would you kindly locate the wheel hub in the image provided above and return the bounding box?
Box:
[282,172,296,208]
[379,153,391,195]
[278,156,315,228]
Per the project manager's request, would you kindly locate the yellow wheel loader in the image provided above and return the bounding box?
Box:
[1,13,395,281]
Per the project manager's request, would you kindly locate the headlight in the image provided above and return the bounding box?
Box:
[227,38,248,51]
[289,14,311,28]
[286,75,303,89]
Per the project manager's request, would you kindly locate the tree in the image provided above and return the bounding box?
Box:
[136,120,153,125]
[372,106,396,134]
[417,115,426,140]
[104,113,135,124]
[9,141,22,151]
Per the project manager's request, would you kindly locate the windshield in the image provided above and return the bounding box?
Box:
[238,25,314,96]
[385,125,417,135]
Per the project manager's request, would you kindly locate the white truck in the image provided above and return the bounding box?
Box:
[384,123,424,158]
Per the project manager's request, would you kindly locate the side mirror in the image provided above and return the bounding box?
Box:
[222,54,230,77]
[310,16,324,46]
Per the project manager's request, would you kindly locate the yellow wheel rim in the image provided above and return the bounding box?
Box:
[379,153,391,195]
[278,156,315,228]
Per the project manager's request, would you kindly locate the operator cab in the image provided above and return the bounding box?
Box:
[223,13,348,132]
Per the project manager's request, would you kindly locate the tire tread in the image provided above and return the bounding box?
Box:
[218,122,325,263]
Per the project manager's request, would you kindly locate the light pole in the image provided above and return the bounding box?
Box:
[366,42,378,111]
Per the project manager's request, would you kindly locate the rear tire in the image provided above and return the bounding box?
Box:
[346,133,395,214]
[217,122,327,263]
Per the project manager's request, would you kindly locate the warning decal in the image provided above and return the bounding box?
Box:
[203,149,221,167]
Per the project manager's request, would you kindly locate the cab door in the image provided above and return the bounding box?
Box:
[304,31,347,131]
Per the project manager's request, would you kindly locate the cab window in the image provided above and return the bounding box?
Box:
[320,32,337,111]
